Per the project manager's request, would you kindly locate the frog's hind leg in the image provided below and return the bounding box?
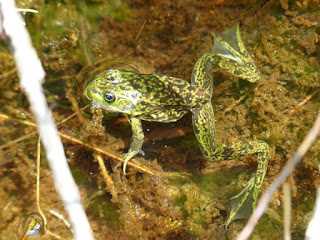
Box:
[191,23,268,225]
[192,102,216,158]
[191,52,214,96]
[192,103,269,225]
[210,140,269,226]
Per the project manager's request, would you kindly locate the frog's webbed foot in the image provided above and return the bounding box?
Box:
[211,23,260,83]
[227,175,256,226]
[214,141,269,226]
[123,116,144,174]
[191,23,260,95]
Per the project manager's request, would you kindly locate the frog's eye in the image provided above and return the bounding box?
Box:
[104,91,116,103]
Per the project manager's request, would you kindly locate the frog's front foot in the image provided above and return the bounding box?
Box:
[123,116,144,174]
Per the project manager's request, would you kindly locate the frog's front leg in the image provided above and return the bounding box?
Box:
[192,102,269,226]
[123,115,144,174]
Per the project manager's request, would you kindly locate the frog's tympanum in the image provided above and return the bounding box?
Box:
[84,23,269,225]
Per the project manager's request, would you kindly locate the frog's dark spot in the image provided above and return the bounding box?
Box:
[202,150,209,157]
[132,84,141,89]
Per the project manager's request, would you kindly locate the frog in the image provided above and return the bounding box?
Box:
[84,23,269,226]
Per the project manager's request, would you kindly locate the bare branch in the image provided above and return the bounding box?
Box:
[0,1,94,239]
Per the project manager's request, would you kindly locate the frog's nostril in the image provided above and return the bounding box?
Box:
[93,88,100,94]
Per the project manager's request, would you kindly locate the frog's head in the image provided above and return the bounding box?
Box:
[212,23,260,83]
[84,68,140,114]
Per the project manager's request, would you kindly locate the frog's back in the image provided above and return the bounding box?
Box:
[118,70,209,121]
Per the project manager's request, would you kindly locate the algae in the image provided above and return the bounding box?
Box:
[1,0,320,239]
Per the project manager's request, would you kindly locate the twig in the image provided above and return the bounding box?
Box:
[94,153,118,201]
[0,112,158,176]
[49,210,73,234]
[59,131,157,175]
[237,113,320,240]
[0,1,94,239]
[224,95,246,114]
[0,131,37,150]
[288,87,320,117]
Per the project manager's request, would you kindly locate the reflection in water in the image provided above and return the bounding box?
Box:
[17,212,44,240]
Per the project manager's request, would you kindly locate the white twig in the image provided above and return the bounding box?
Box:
[305,185,320,240]
[237,113,320,240]
[0,1,94,239]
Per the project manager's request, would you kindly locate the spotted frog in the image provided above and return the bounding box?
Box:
[84,23,269,225]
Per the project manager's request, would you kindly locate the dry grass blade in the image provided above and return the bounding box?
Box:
[94,153,118,201]
[0,107,89,150]
[0,112,169,177]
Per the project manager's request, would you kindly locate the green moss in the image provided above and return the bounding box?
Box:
[84,1,132,24]
[252,214,283,239]
[87,194,120,230]
[72,167,120,230]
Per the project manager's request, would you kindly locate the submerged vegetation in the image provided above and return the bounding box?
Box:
[0,0,320,239]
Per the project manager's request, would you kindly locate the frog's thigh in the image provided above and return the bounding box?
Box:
[123,116,144,173]
[192,102,217,158]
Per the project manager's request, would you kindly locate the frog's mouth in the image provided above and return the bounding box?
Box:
[84,85,135,114]
[90,100,134,115]
[91,100,113,112]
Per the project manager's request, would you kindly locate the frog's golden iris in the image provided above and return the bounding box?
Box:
[84,23,269,226]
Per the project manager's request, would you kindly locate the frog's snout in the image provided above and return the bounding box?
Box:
[84,86,97,100]
[83,87,91,100]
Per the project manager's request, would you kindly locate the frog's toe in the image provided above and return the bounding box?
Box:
[139,149,145,156]
[113,161,122,172]
[123,156,130,175]
[123,151,137,175]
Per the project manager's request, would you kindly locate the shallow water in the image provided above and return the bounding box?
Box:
[0,0,319,239]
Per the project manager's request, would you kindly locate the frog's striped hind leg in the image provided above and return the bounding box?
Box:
[192,102,216,158]
[211,141,269,226]
[192,103,269,225]
[191,52,214,96]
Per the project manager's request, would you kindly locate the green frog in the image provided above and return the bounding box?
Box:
[84,23,269,226]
